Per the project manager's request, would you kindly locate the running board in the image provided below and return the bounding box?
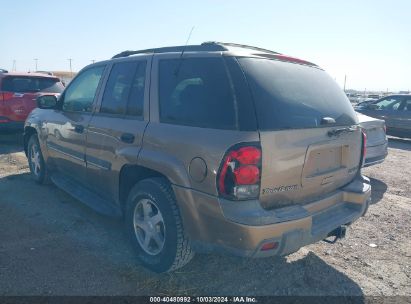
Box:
[51,173,122,218]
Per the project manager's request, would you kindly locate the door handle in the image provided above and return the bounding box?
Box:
[74,124,84,134]
[120,133,135,144]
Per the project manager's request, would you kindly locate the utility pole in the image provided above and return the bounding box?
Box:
[67,58,73,77]
[34,58,38,71]
[91,59,95,64]
[343,74,347,92]
[12,60,16,71]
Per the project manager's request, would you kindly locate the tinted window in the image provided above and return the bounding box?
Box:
[374,97,403,110]
[238,58,358,130]
[159,57,237,129]
[63,66,105,112]
[101,61,146,116]
[127,62,146,116]
[403,98,411,111]
[224,57,258,131]
[2,76,64,93]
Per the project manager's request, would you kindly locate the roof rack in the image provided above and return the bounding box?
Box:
[202,42,280,55]
[111,42,281,59]
[112,43,227,59]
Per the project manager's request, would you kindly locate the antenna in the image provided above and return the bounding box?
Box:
[174,26,195,76]
[181,26,195,59]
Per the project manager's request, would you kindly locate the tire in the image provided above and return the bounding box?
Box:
[125,177,194,272]
[27,134,48,184]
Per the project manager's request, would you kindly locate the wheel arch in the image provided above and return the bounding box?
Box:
[23,126,38,156]
[119,164,171,211]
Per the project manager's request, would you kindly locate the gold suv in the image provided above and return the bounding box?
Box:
[24,42,371,272]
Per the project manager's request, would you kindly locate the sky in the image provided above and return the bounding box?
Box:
[0,0,410,92]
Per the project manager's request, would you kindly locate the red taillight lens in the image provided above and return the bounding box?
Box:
[0,92,14,102]
[231,146,261,165]
[218,144,262,200]
[234,165,260,185]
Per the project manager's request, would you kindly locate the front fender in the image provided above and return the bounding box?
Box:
[24,109,48,159]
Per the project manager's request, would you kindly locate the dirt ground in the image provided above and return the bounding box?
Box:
[0,133,410,296]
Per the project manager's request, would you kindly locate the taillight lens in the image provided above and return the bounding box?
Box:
[218,144,261,200]
[234,165,260,185]
[361,130,367,165]
[231,146,261,165]
[0,92,14,102]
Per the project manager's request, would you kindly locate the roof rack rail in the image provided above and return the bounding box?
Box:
[112,44,227,59]
[202,42,280,55]
[112,49,155,59]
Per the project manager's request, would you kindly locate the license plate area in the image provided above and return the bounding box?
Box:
[302,143,349,188]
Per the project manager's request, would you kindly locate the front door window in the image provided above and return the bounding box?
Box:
[62,66,105,112]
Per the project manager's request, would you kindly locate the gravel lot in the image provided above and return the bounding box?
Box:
[0,133,410,296]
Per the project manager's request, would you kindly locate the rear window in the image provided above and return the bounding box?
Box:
[238,58,358,130]
[1,76,64,93]
[159,57,237,130]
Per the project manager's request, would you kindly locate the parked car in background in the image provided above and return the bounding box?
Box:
[346,93,361,104]
[367,94,380,99]
[356,98,378,107]
[0,71,64,131]
[34,71,54,76]
[357,112,388,167]
[355,94,411,138]
[24,42,371,272]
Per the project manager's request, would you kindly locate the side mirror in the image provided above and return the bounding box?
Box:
[37,95,58,109]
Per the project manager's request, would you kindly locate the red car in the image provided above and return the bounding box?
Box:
[0,70,64,131]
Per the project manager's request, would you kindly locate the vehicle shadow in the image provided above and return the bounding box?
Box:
[0,172,364,297]
[369,177,387,205]
[150,251,365,296]
[388,137,411,151]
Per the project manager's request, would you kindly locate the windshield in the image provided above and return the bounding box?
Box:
[238,58,358,130]
[1,76,64,93]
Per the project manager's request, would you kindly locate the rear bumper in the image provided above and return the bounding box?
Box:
[173,175,371,258]
[364,142,388,167]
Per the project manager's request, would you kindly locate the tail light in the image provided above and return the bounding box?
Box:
[361,130,367,166]
[218,144,262,200]
[0,92,14,102]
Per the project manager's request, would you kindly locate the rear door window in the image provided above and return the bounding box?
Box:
[238,58,358,130]
[158,57,237,130]
[1,76,64,93]
[100,61,146,116]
